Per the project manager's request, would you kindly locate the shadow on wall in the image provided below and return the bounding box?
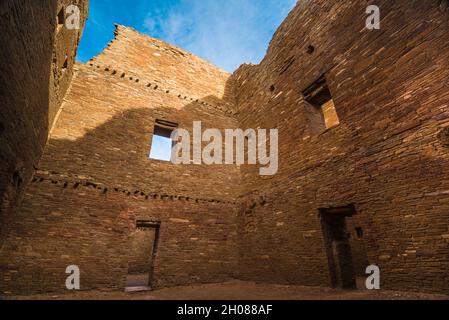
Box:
[0,0,57,245]
[235,126,449,291]
[0,76,242,294]
[35,68,240,199]
[0,0,87,246]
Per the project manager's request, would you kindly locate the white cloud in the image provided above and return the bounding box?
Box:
[142,0,297,72]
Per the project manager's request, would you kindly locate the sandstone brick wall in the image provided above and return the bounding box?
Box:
[91,25,236,108]
[0,25,240,294]
[2,0,449,296]
[234,0,449,293]
[0,0,87,245]
[0,174,238,293]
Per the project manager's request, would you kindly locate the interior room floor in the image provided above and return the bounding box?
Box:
[5,280,449,300]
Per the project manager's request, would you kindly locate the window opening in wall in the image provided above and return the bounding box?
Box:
[302,74,340,132]
[307,45,315,54]
[149,119,178,162]
[355,227,364,239]
[62,55,68,70]
[57,7,65,26]
[12,171,23,188]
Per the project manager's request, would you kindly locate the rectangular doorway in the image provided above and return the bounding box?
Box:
[319,205,357,289]
[125,220,160,291]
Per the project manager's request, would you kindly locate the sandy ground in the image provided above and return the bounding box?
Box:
[4,280,449,300]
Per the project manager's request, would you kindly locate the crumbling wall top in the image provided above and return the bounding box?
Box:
[88,24,230,99]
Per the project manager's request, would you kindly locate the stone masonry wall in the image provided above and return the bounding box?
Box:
[1,174,238,293]
[0,0,88,245]
[234,0,449,293]
[1,0,448,296]
[0,25,240,294]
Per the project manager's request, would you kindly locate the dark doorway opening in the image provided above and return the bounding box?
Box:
[125,220,160,292]
[319,205,357,289]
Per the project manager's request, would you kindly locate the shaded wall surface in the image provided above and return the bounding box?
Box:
[0,0,88,245]
[234,0,449,293]
[0,25,240,294]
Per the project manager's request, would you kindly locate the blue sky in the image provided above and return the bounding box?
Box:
[77,0,297,72]
[149,135,172,161]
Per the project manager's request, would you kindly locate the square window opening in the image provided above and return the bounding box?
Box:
[149,120,178,162]
[303,75,340,131]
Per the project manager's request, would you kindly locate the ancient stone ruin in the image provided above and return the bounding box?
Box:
[0,0,448,297]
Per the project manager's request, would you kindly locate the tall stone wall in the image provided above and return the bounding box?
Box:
[0,0,88,245]
[2,0,449,296]
[0,26,240,294]
[234,0,449,293]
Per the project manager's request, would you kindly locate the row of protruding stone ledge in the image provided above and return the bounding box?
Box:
[31,173,236,205]
[85,62,236,116]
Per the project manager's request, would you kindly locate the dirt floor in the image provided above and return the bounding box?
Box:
[5,280,449,300]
